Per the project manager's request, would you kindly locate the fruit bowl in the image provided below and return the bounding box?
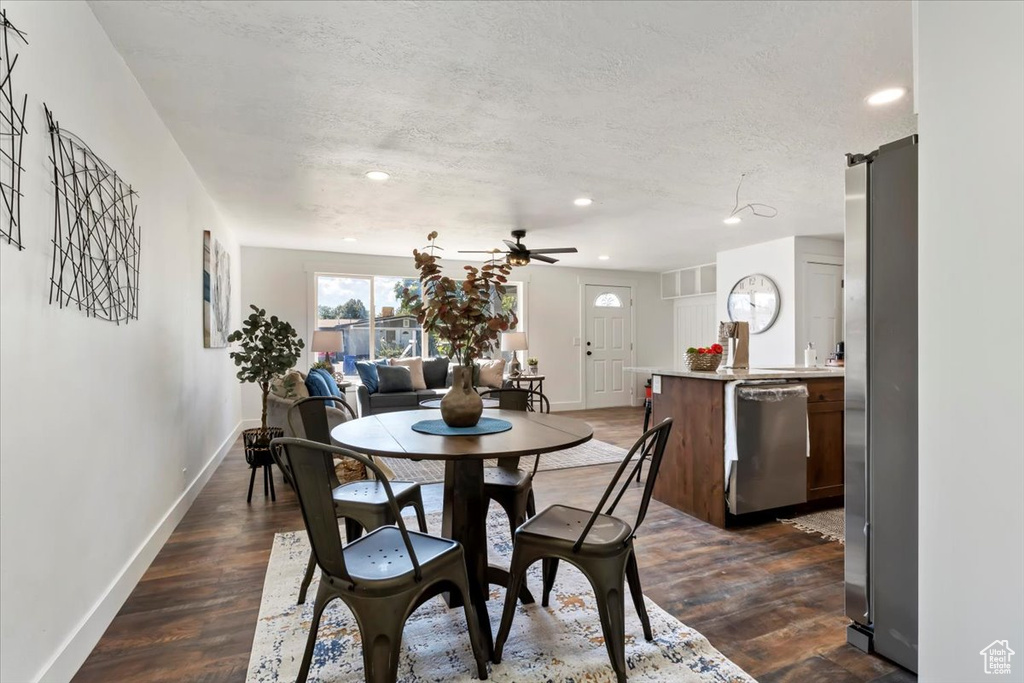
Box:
[683,352,723,371]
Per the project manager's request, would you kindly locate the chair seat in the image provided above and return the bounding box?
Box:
[483,466,532,490]
[344,526,459,582]
[333,479,419,507]
[518,504,633,550]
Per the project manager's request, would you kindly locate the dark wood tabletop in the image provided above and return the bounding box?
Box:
[331,408,593,460]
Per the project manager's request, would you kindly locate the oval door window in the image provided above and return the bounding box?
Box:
[594,292,623,308]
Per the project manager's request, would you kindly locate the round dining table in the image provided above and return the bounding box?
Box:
[330,408,593,655]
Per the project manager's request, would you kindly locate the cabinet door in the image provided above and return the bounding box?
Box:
[807,400,844,500]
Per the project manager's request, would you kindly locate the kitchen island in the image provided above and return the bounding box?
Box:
[628,366,845,528]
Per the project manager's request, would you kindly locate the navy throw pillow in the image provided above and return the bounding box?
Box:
[311,369,342,406]
[304,370,332,402]
[355,361,380,393]
[377,365,413,393]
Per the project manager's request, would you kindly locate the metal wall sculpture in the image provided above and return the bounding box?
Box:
[46,105,141,324]
[1,10,28,249]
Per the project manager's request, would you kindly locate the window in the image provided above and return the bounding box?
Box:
[314,273,525,373]
[594,292,623,308]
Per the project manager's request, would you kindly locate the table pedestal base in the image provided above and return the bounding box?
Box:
[441,459,535,656]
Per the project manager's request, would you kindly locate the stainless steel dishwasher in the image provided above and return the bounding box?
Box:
[727,382,809,514]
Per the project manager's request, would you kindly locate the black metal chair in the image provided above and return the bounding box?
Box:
[477,388,550,538]
[492,418,674,683]
[272,437,489,683]
[286,397,428,604]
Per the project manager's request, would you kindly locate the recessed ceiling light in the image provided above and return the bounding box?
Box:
[342,237,357,242]
[866,87,906,106]
[598,255,610,260]
[574,197,593,207]
[365,170,390,181]
[723,216,742,225]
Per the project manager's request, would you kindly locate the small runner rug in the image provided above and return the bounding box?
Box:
[379,438,627,484]
[247,510,755,683]
[779,508,845,544]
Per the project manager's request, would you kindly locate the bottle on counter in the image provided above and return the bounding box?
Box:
[804,342,818,368]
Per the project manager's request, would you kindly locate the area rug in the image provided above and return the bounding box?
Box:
[779,508,845,544]
[247,510,755,682]
[378,438,628,484]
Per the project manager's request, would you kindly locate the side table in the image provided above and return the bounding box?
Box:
[503,373,545,410]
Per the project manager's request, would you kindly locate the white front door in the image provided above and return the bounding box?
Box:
[584,284,633,408]
[804,262,843,361]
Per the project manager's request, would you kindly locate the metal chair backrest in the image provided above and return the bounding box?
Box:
[271,437,422,585]
[479,387,550,413]
[571,418,673,552]
[286,396,357,488]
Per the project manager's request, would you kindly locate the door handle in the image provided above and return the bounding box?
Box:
[587,351,592,356]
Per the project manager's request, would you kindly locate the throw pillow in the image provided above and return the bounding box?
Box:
[390,356,427,390]
[422,357,449,389]
[355,360,386,393]
[377,364,414,393]
[270,370,309,399]
[312,368,343,405]
[476,358,506,388]
[304,370,332,402]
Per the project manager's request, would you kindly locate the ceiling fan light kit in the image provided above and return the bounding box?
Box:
[459,229,578,267]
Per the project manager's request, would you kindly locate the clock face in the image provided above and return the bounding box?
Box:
[727,274,780,334]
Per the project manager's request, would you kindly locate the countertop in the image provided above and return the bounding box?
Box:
[624,366,845,381]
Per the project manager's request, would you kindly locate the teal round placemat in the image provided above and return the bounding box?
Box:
[411,417,513,436]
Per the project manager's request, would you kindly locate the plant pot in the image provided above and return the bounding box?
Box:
[441,365,483,427]
[528,364,539,375]
[243,427,284,467]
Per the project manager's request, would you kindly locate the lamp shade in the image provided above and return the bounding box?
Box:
[311,330,343,353]
[500,331,528,352]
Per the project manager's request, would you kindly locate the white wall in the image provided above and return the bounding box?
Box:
[0,3,242,681]
[715,237,798,367]
[715,236,843,367]
[917,2,1024,680]
[239,247,672,413]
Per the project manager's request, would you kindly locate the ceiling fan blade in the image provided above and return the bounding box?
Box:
[527,247,578,254]
[503,239,523,251]
[531,254,559,264]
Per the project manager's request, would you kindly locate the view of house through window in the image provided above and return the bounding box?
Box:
[315,274,522,374]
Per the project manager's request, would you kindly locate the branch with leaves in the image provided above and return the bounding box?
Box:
[401,232,517,366]
[228,305,305,432]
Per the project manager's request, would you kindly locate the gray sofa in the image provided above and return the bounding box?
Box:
[355,357,452,416]
[356,357,503,416]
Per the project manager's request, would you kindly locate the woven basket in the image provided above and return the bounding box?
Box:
[683,352,723,372]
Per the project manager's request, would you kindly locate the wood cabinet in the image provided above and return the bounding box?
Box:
[806,379,845,501]
[651,373,845,527]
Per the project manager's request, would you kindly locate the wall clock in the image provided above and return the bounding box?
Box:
[727,274,781,334]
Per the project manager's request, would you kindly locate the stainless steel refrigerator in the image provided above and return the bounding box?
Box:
[844,135,918,673]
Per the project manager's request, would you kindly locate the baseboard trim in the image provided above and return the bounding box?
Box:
[550,400,584,412]
[36,421,244,683]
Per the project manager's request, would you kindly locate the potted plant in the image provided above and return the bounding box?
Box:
[228,305,305,484]
[401,232,517,427]
[527,357,539,375]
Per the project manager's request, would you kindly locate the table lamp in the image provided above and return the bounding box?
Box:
[501,332,528,377]
[311,330,343,376]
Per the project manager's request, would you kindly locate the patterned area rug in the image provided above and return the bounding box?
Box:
[247,510,755,682]
[379,438,628,484]
[779,508,845,543]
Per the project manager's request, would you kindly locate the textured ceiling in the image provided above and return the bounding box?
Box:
[89,0,916,271]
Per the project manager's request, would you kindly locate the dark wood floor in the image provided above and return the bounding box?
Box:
[73,406,912,683]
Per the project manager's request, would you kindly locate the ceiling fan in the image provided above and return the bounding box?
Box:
[459,230,578,266]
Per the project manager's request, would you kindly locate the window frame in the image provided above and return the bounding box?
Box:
[311,271,526,370]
